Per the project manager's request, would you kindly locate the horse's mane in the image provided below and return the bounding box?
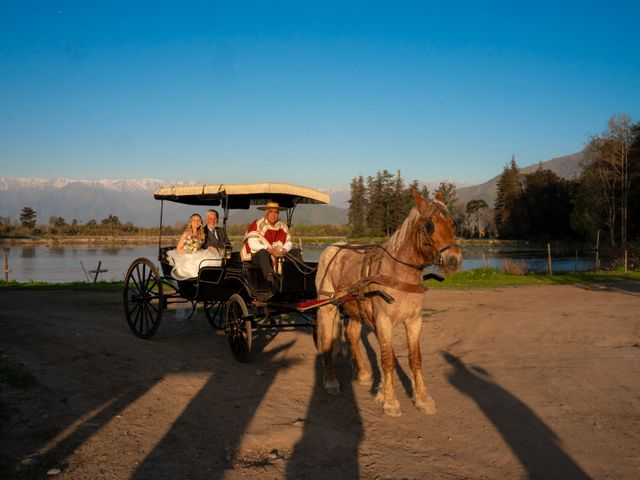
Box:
[380,198,448,266]
[381,205,423,263]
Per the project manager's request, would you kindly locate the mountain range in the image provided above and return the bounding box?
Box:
[456,151,584,207]
[0,151,583,227]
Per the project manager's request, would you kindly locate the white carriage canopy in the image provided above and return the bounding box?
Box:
[154,182,329,209]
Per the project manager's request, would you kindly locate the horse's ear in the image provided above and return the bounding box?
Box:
[435,191,445,204]
[412,188,429,212]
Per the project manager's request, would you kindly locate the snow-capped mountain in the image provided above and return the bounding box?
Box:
[0,177,348,227]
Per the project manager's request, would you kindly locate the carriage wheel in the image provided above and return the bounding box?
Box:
[225,294,252,362]
[123,258,163,339]
[204,301,225,329]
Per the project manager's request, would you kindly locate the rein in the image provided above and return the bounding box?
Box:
[332,243,426,271]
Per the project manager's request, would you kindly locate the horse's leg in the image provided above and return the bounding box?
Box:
[373,316,401,416]
[316,304,340,395]
[345,317,372,385]
[405,317,436,414]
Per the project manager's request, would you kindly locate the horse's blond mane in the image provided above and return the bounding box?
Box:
[384,205,423,260]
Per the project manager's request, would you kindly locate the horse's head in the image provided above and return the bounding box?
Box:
[412,190,463,273]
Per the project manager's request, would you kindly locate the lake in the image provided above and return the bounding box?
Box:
[1,243,596,283]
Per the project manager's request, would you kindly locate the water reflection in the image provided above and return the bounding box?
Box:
[50,246,65,256]
[3,244,602,283]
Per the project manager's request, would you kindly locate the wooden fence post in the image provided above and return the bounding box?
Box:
[547,242,553,275]
[624,249,628,273]
[595,230,600,272]
[3,251,10,282]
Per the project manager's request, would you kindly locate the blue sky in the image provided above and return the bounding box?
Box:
[1,1,639,188]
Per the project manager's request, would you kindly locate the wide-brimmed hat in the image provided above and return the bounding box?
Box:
[257,201,287,211]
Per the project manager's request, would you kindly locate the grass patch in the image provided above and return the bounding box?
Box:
[2,271,639,292]
[427,268,640,289]
[0,280,123,291]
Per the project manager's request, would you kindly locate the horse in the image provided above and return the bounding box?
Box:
[315,190,462,416]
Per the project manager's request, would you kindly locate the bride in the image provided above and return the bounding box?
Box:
[166,213,222,280]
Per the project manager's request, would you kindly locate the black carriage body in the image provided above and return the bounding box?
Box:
[158,247,318,305]
[123,182,329,360]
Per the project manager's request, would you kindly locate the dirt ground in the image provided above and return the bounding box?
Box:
[1,282,639,480]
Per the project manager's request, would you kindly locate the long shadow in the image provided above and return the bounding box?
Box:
[131,337,299,479]
[546,275,640,296]
[286,351,363,479]
[443,352,591,480]
[9,373,161,479]
[2,289,294,479]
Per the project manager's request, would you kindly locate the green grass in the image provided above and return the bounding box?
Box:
[2,270,639,291]
[0,280,123,291]
[427,268,640,289]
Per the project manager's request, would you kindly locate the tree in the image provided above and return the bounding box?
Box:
[607,114,636,245]
[582,114,639,246]
[378,170,395,236]
[628,122,640,239]
[570,170,605,241]
[20,207,37,229]
[435,182,459,211]
[49,216,67,229]
[494,156,522,238]
[365,175,384,236]
[519,168,572,239]
[348,176,366,237]
[466,199,488,237]
[436,181,466,228]
[101,214,121,226]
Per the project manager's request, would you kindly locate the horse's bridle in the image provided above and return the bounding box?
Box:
[417,203,460,269]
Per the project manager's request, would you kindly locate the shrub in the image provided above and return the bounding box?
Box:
[502,258,528,276]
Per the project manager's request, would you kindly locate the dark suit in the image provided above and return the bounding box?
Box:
[202,226,229,250]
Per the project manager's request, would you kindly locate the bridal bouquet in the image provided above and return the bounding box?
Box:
[183,237,200,254]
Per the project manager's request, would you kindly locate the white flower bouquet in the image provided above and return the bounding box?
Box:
[183,237,200,254]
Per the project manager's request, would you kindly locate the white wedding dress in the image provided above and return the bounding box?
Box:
[166,248,222,280]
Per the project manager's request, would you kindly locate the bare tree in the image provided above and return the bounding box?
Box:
[607,114,634,246]
[583,114,637,247]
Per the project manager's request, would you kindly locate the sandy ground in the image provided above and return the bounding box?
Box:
[1,282,639,480]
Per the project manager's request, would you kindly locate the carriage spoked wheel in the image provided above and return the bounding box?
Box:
[123,258,164,339]
[204,301,225,329]
[225,294,252,362]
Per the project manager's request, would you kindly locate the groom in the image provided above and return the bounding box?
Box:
[201,209,229,252]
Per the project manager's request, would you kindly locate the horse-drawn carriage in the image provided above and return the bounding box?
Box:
[124,183,462,415]
[122,182,338,361]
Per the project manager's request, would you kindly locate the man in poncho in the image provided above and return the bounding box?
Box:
[241,201,292,286]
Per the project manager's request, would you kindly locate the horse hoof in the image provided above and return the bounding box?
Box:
[415,395,437,415]
[383,400,402,417]
[374,385,385,403]
[324,379,340,396]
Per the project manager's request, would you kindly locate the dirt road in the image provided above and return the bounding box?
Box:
[1,282,639,479]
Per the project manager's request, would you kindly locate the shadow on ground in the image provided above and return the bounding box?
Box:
[443,351,591,480]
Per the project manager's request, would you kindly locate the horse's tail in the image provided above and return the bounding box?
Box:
[315,244,346,360]
[315,243,343,295]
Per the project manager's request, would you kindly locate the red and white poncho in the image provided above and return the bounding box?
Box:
[241,217,292,261]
